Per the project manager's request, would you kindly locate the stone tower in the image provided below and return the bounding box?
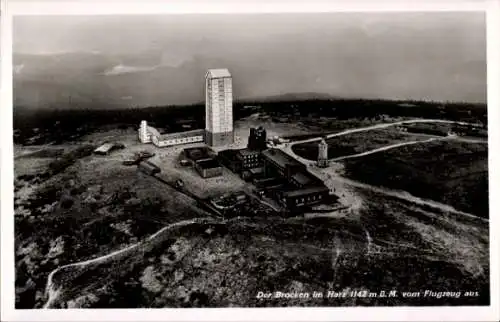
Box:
[317,138,329,168]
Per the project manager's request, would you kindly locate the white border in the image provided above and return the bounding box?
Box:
[3,0,492,15]
[1,1,499,321]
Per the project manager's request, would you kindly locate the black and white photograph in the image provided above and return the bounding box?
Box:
[1,0,499,321]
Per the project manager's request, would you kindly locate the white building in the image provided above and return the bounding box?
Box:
[138,120,204,147]
[94,143,115,155]
[205,68,234,147]
[139,120,152,143]
[151,129,205,147]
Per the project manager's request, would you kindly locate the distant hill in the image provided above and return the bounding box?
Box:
[238,92,341,103]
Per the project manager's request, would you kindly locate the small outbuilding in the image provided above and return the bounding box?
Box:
[138,161,161,175]
[94,142,125,155]
[194,158,223,178]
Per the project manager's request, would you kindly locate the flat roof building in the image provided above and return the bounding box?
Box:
[261,148,331,210]
[139,120,204,147]
[151,129,205,148]
[261,148,307,181]
[261,148,304,169]
[94,142,124,155]
[291,172,315,188]
[138,160,161,175]
[183,146,214,163]
[280,186,329,209]
[94,143,115,155]
[205,68,234,147]
[195,158,223,178]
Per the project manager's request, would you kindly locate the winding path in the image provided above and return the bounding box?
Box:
[329,173,487,223]
[330,136,451,162]
[277,118,488,223]
[290,118,482,146]
[43,217,219,308]
[280,118,484,164]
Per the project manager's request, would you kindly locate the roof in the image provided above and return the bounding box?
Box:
[283,186,329,198]
[139,161,161,171]
[146,126,161,137]
[206,68,231,78]
[237,148,260,156]
[292,172,314,186]
[217,149,240,161]
[157,129,205,140]
[196,158,221,169]
[261,149,303,168]
[249,167,264,174]
[184,146,213,161]
[94,143,115,153]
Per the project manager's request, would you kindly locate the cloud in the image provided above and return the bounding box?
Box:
[102,51,191,76]
[103,64,158,76]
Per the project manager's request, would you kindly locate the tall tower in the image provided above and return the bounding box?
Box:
[317,138,329,168]
[139,120,151,143]
[205,68,234,147]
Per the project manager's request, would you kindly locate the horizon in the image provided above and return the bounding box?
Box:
[13,12,487,109]
[13,94,489,112]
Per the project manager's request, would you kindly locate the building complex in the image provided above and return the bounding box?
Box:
[134,69,334,209]
[219,132,331,210]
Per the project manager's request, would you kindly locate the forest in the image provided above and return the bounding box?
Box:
[14,98,486,145]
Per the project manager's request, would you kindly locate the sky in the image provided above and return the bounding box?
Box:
[12,12,487,107]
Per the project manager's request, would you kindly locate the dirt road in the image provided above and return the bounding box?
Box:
[290,119,482,146]
[330,136,451,162]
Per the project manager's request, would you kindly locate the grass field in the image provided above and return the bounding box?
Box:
[44,206,489,308]
[341,140,488,218]
[291,128,432,161]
